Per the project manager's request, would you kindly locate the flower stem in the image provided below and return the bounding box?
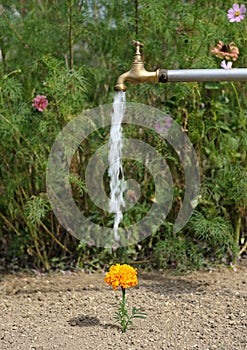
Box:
[121,287,127,332]
[230,82,245,128]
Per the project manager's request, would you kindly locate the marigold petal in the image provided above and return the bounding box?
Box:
[104,264,138,290]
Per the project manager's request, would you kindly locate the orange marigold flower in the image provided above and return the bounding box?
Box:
[211,41,239,61]
[104,264,138,290]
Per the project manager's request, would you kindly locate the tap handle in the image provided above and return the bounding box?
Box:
[132,40,144,55]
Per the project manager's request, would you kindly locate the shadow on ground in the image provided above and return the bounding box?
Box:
[68,315,120,330]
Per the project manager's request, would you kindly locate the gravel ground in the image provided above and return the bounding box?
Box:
[0,262,246,350]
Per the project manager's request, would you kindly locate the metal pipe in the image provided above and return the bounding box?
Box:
[159,68,247,83]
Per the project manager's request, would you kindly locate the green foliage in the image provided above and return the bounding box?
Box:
[188,210,236,259]
[153,230,204,272]
[24,194,50,225]
[0,0,247,271]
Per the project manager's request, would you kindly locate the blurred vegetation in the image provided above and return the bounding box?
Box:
[0,0,246,272]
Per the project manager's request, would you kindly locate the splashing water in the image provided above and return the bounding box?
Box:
[108,91,126,241]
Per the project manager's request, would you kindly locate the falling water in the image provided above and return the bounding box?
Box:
[108,91,126,242]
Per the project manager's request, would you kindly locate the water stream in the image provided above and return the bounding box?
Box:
[108,91,126,242]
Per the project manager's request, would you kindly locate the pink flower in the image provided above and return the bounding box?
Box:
[220,60,233,69]
[155,115,173,134]
[227,4,246,22]
[32,95,48,112]
[211,41,239,61]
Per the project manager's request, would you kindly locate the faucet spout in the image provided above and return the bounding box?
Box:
[114,67,159,91]
[114,40,159,91]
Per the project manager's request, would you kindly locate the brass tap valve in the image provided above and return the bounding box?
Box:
[114,40,159,91]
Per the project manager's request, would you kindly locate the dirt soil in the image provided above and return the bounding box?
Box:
[0,262,247,350]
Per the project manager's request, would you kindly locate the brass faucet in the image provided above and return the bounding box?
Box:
[114,40,160,91]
